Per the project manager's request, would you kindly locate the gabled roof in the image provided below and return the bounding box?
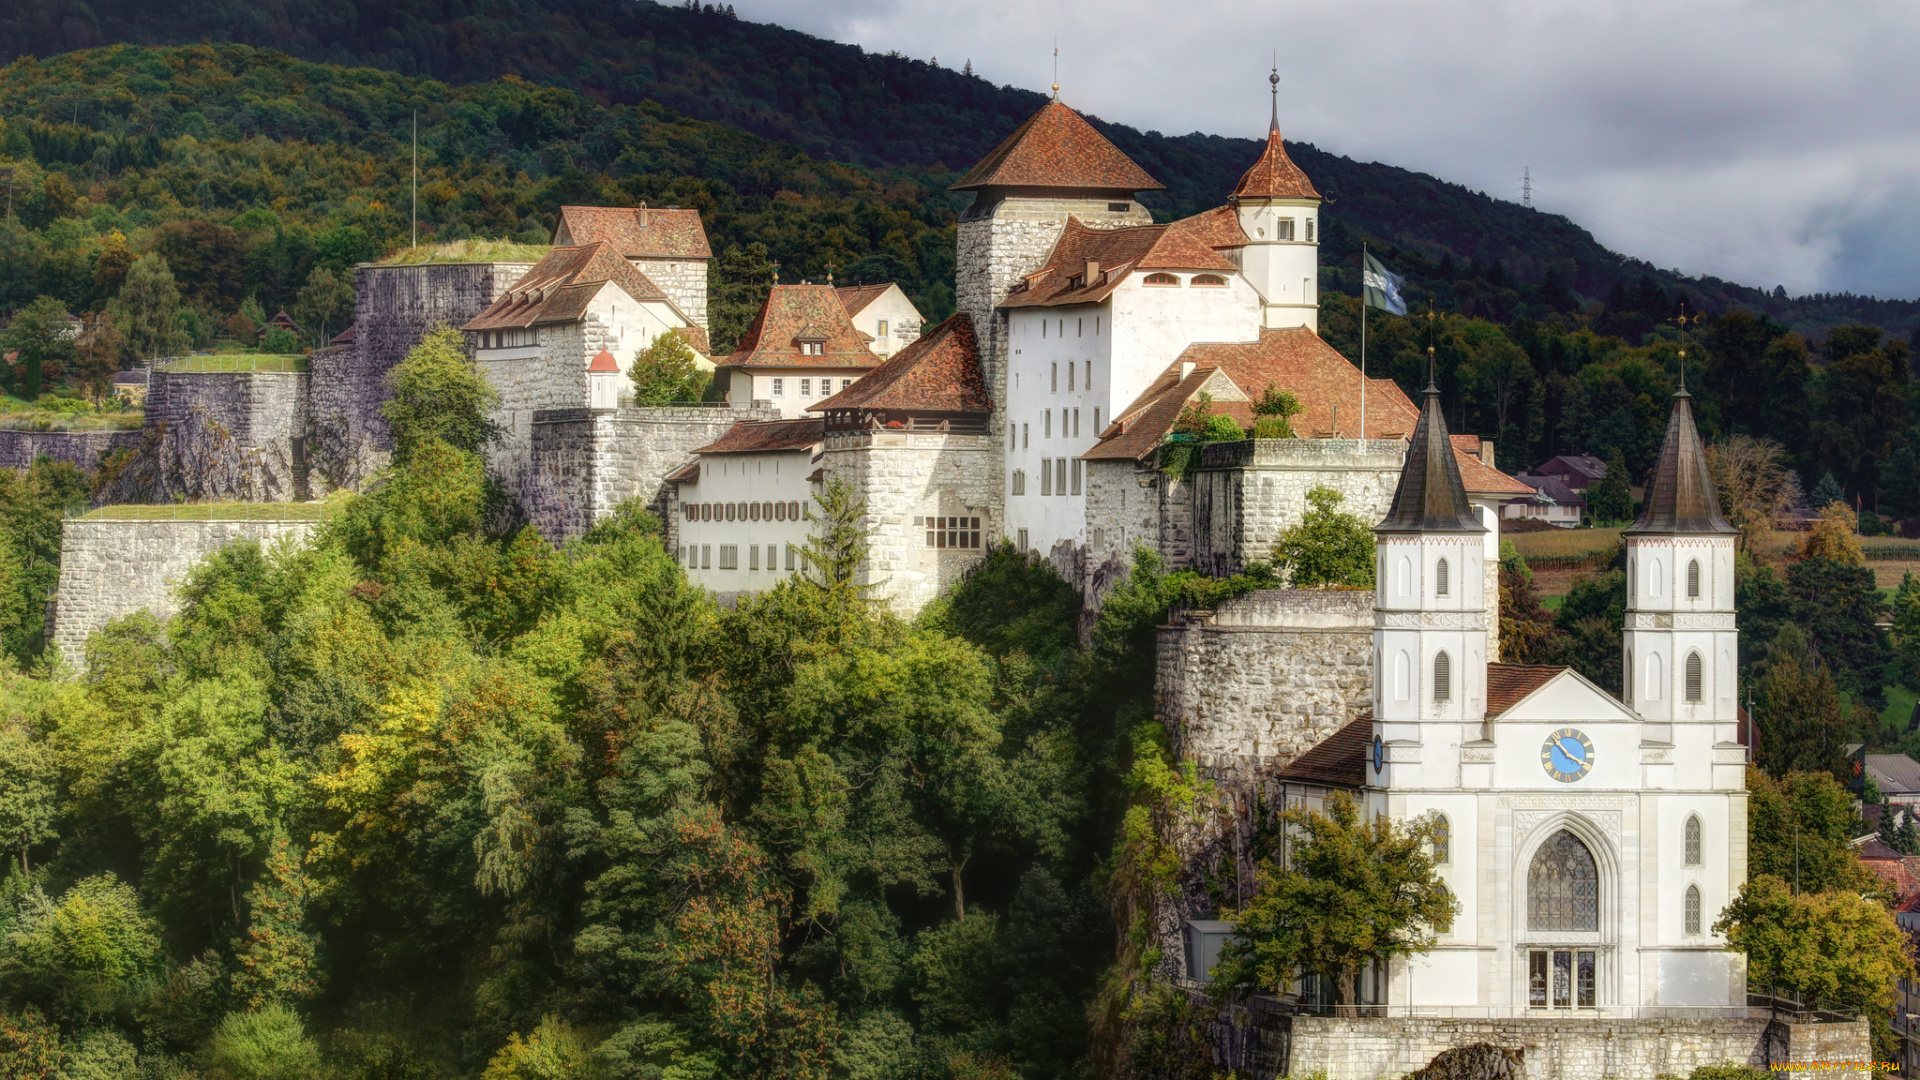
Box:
[1275,715,1370,788]
[1377,379,1486,534]
[724,284,883,371]
[1866,754,1920,796]
[951,101,1164,193]
[1538,454,1608,485]
[1514,473,1586,506]
[1485,664,1569,718]
[1626,390,1737,536]
[1453,435,1534,496]
[1084,328,1418,462]
[551,205,712,260]
[999,218,1239,310]
[1230,130,1321,201]
[691,417,826,455]
[461,242,672,331]
[835,283,897,318]
[1490,666,1644,724]
[330,325,355,345]
[810,314,990,415]
[1166,205,1251,251]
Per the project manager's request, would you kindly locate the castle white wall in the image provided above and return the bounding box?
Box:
[844,285,924,358]
[728,368,868,419]
[1003,305,1113,553]
[675,449,818,598]
[1234,198,1321,331]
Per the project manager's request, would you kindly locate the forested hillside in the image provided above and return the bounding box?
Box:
[3,0,1916,335]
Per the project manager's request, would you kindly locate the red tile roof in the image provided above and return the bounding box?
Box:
[552,205,712,260]
[587,349,620,373]
[673,325,712,357]
[691,417,826,455]
[1452,435,1534,496]
[1485,664,1567,717]
[1275,715,1370,788]
[999,218,1239,310]
[810,314,990,415]
[1166,205,1251,250]
[951,101,1164,193]
[461,242,671,331]
[835,283,896,318]
[1231,130,1321,201]
[665,459,702,484]
[724,284,883,371]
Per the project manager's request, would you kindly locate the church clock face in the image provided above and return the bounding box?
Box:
[1541,728,1595,783]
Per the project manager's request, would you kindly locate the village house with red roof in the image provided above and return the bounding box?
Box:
[716,283,885,419]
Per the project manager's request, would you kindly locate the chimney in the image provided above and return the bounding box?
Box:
[1481,439,1497,468]
[1084,259,1101,284]
[637,201,650,228]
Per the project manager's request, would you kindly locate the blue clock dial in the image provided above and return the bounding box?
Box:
[1540,728,1595,783]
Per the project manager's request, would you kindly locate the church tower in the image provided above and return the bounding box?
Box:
[950,95,1160,539]
[1621,386,1740,733]
[1231,70,1322,331]
[1373,374,1490,741]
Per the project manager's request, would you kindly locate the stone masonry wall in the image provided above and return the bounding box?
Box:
[1156,589,1375,786]
[635,258,708,332]
[823,429,998,616]
[0,430,141,472]
[52,518,318,669]
[1227,1012,1871,1080]
[525,405,780,543]
[1190,438,1405,578]
[144,370,309,500]
[1084,460,1162,565]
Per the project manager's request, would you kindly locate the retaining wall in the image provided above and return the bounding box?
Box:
[144,370,308,499]
[52,518,319,670]
[0,429,141,472]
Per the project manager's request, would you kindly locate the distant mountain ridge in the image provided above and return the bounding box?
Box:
[5,0,1915,336]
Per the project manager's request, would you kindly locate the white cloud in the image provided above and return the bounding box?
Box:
[738,0,1920,298]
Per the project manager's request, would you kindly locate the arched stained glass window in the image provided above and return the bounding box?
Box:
[1528,830,1599,932]
[1684,884,1702,935]
[1432,814,1450,865]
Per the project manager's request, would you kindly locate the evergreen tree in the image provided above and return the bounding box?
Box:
[709,242,777,357]
[1811,472,1845,508]
[1583,450,1633,524]
[292,265,353,348]
[1753,625,1847,778]
[107,254,185,362]
[1877,447,1920,519]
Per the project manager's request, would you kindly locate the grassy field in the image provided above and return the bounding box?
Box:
[377,239,550,265]
[0,394,143,431]
[1506,525,1626,560]
[76,502,333,521]
[157,355,309,373]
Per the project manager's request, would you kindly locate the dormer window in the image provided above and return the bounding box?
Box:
[799,340,825,356]
[1191,274,1228,288]
[1143,273,1179,287]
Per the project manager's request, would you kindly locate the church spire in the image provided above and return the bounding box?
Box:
[1377,380,1484,534]
[1625,389,1736,536]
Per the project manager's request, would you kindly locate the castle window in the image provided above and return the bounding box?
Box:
[1017,528,1030,551]
[842,379,853,391]
[877,319,889,337]
[749,502,759,521]
[1687,559,1701,598]
[1012,470,1025,496]
[1068,363,1075,391]
[1077,317,1084,338]
[925,516,983,549]
[772,378,784,397]
[1432,814,1450,865]
[719,545,738,570]
[1094,407,1102,433]
[1685,652,1703,702]
[1071,459,1082,495]
[1528,830,1599,932]
[684,503,694,519]
[800,378,811,397]
[1041,460,1052,496]
[793,501,803,520]
[1052,363,1059,392]
[786,544,797,571]
[1277,218,1295,241]
[1306,218,1316,242]
[775,502,786,521]
[1073,409,1081,438]
[1143,273,1180,287]
[1045,410,1052,438]
[701,545,711,569]
[1685,815,1702,866]
[1056,459,1068,497]
[1684,885,1702,935]
[766,544,777,569]
[725,503,737,521]
[1108,201,1130,212]
[1022,423,1029,449]
[1192,274,1228,287]
[749,545,759,571]
[1433,651,1451,703]
[1436,557,1450,597]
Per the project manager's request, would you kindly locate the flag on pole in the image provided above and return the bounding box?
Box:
[1362,252,1407,315]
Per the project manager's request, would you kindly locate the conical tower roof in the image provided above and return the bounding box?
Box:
[950,101,1163,193]
[1624,389,1736,536]
[1377,383,1485,533]
[1231,130,1320,201]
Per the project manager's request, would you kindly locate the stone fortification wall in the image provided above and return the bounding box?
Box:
[635,258,709,332]
[1085,459,1162,566]
[1157,588,1375,785]
[316,262,530,484]
[0,430,141,472]
[1214,1008,1869,1080]
[524,405,779,543]
[52,518,318,669]
[1189,438,1404,578]
[143,370,309,500]
[822,429,998,616]
[486,322,584,505]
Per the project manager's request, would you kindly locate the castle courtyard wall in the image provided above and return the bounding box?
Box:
[1189,438,1404,578]
[52,518,318,669]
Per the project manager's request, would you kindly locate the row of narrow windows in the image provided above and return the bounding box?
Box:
[1009,409,1101,448]
[1010,458,1082,496]
[678,543,796,572]
[685,501,806,522]
[768,377,854,398]
[1418,646,1707,705]
[1142,272,1229,287]
[1033,316,1101,338]
[1624,648,1709,703]
[1383,555,1456,598]
[1636,557,1706,599]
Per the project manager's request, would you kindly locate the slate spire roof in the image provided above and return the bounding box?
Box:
[950,101,1164,193]
[1625,388,1736,536]
[1377,378,1485,533]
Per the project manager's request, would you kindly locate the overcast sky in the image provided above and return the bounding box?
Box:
[740,0,1920,300]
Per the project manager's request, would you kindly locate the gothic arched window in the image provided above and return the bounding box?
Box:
[1433,651,1452,703]
[1432,814,1451,865]
[1684,884,1702,935]
[1528,830,1599,932]
[1685,652,1703,702]
[1685,815,1702,866]
[1436,557,1450,597]
[1687,559,1701,598]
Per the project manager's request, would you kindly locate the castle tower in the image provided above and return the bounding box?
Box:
[1621,387,1739,731]
[951,97,1159,537]
[1231,70,1322,331]
[1373,376,1490,739]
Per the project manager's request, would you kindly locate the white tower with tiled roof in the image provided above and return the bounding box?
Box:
[1232,70,1322,332]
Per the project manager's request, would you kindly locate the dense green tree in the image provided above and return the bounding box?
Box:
[1551,564,1625,693]
[2,296,76,401]
[1498,543,1563,664]
[1752,626,1847,778]
[1878,447,1920,519]
[0,720,57,874]
[229,827,319,1009]
[1583,450,1634,524]
[1810,472,1845,509]
[1787,557,1891,706]
[1745,768,1883,895]
[709,243,778,357]
[380,323,502,463]
[0,874,163,1021]
[107,254,185,362]
[1810,327,1910,498]
[1271,486,1374,589]
[1716,874,1912,1011]
[291,265,353,348]
[627,331,710,404]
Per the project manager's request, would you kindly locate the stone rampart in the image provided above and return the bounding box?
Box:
[143,370,309,500]
[524,405,779,543]
[1211,1007,1871,1080]
[1157,588,1375,785]
[823,428,998,616]
[52,517,318,670]
[1190,438,1404,578]
[0,429,141,472]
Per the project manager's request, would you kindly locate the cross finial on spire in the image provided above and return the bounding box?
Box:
[1052,41,1060,101]
[1269,62,1280,134]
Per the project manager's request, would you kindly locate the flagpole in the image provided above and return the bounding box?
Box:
[1360,242,1368,442]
